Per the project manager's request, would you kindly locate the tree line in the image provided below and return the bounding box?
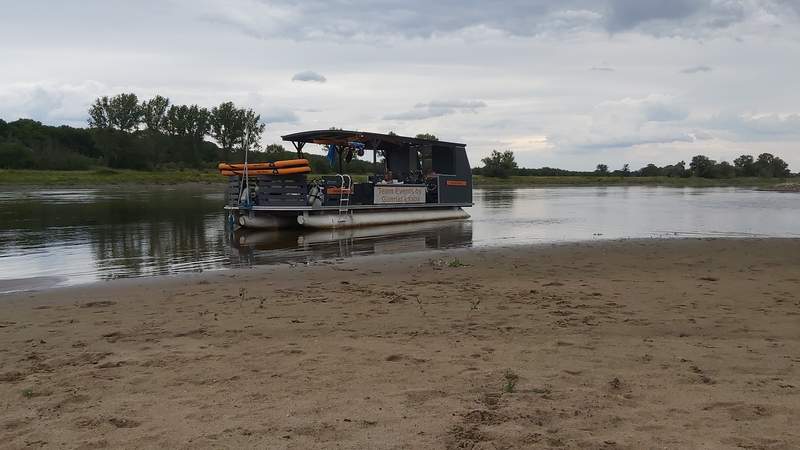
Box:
[85,93,265,169]
[0,93,383,173]
[2,102,795,179]
[476,150,794,179]
[0,93,265,170]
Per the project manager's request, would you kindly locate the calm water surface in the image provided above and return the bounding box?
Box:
[0,185,797,291]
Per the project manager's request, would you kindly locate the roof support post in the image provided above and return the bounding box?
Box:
[370,138,380,172]
[291,141,306,158]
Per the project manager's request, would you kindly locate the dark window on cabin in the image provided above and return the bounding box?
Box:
[387,147,416,176]
[431,146,455,174]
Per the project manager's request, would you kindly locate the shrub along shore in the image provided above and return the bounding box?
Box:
[0,169,795,189]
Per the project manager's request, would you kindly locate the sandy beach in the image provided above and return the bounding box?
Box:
[1,239,799,449]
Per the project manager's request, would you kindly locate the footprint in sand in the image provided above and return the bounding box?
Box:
[80,301,116,308]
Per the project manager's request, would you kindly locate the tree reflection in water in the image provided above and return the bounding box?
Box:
[0,186,473,285]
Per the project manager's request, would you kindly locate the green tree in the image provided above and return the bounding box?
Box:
[186,105,211,165]
[0,142,35,168]
[90,128,151,169]
[264,144,287,155]
[108,93,142,131]
[755,153,775,177]
[754,153,790,177]
[713,161,736,178]
[481,150,517,178]
[164,104,209,137]
[639,163,661,177]
[734,154,755,177]
[162,104,212,166]
[240,108,265,152]
[210,102,244,157]
[88,93,142,131]
[770,156,790,177]
[663,161,689,178]
[165,105,190,136]
[88,96,111,128]
[141,95,170,134]
[690,155,716,178]
[186,106,211,141]
[415,133,438,141]
[595,163,609,175]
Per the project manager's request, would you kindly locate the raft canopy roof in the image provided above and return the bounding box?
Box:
[280,129,466,150]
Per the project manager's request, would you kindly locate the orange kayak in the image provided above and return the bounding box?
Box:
[218,159,309,171]
[220,166,312,176]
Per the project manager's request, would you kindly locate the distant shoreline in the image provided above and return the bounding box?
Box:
[0,169,795,188]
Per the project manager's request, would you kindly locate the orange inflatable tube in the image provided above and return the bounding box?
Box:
[220,166,312,176]
[218,159,309,171]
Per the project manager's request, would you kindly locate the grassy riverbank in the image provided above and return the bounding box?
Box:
[471,174,796,188]
[0,169,795,188]
[0,169,222,185]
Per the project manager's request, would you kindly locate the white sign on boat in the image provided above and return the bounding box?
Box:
[374,185,426,204]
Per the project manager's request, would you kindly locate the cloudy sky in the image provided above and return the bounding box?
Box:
[1,0,799,170]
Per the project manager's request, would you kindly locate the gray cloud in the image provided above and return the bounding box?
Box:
[0,81,105,127]
[574,133,696,150]
[259,108,300,124]
[383,109,450,121]
[245,93,301,123]
[604,0,753,37]
[590,66,615,72]
[696,129,716,140]
[597,95,689,123]
[384,99,486,121]
[707,113,800,139]
[292,70,326,83]
[642,103,689,122]
[605,0,702,32]
[191,1,588,40]
[413,100,487,109]
[681,65,713,74]
[548,94,696,152]
[186,0,798,41]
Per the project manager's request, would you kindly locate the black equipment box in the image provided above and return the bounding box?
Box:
[255,174,308,206]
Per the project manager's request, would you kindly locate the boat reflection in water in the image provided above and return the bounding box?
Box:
[229,219,473,265]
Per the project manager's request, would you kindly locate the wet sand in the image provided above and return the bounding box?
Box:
[1,239,799,449]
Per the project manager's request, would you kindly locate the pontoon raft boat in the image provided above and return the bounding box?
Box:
[222,130,473,229]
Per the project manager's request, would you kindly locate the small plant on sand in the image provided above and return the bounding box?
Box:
[503,370,519,393]
[238,287,247,307]
[428,258,445,269]
[414,294,426,316]
[448,258,466,268]
[21,388,34,399]
[469,297,481,311]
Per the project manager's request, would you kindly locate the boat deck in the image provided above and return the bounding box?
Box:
[224,202,472,212]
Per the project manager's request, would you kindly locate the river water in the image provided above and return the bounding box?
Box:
[0,185,797,292]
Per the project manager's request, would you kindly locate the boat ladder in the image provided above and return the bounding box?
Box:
[336,174,353,217]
